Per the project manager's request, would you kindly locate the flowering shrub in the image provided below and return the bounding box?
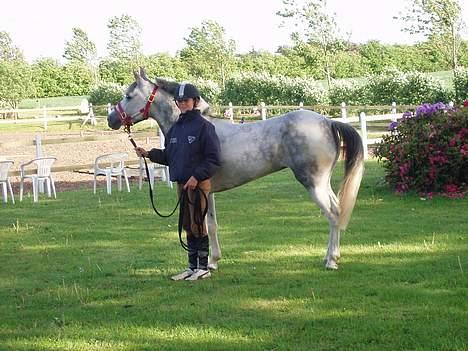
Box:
[375,102,468,198]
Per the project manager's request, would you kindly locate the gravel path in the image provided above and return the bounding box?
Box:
[1,131,161,192]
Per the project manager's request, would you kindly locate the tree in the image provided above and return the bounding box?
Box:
[395,0,466,70]
[106,14,143,65]
[0,60,35,110]
[179,20,236,87]
[63,27,97,64]
[31,58,65,98]
[277,0,347,87]
[0,31,23,61]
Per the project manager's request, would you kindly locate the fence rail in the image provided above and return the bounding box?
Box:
[2,101,452,163]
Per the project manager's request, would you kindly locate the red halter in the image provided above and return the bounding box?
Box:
[115,85,159,131]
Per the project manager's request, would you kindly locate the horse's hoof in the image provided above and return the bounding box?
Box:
[208,262,218,271]
[325,260,339,270]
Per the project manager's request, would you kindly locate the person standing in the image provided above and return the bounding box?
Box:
[135,83,221,281]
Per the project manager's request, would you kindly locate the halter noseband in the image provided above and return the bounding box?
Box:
[115,84,159,132]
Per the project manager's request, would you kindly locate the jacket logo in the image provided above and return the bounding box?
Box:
[188,136,196,144]
[170,137,177,144]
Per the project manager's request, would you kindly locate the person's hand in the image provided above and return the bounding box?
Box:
[135,147,149,158]
[184,176,198,190]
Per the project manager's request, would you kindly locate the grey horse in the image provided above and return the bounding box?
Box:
[108,68,364,270]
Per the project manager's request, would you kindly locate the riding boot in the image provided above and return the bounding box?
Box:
[198,235,209,270]
[187,235,198,271]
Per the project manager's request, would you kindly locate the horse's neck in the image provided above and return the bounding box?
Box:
[150,97,178,136]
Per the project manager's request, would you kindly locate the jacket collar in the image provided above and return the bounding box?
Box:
[177,109,200,124]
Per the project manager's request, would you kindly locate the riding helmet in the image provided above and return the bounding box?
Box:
[175,83,200,101]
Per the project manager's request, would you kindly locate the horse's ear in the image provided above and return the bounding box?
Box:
[139,67,149,81]
[134,67,149,83]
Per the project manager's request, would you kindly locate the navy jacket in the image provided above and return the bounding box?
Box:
[148,109,221,183]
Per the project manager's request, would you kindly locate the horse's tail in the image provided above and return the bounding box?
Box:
[331,121,365,230]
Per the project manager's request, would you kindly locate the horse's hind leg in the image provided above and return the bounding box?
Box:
[307,178,341,270]
[207,193,221,270]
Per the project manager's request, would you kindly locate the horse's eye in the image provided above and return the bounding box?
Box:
[125,94,132,100]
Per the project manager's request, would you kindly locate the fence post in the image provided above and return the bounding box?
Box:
[391,102,397,122]
[260,102,267,120]
[35,134,43,158]
[35,134,45,193]
[359,112,368,160]
[107,103,112,115]
[299,102,304,110]
[340,102,347,122]
[229,102,234,123]
[42,106,47,131]
[448,101,454,108]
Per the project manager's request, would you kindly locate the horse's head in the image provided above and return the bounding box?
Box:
[107,68,158,130]
[107,67,212,131]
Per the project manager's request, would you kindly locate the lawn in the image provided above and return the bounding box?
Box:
[0,161,466,350]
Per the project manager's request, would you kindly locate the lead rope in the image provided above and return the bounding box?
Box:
[127,132,208,251]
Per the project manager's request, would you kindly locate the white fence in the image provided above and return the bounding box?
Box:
[2,101,455,160]
[0,101,102,130]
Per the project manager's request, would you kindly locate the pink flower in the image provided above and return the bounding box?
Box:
[444,184,459,193]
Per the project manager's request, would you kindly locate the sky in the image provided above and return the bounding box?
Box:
[1,0,467,62]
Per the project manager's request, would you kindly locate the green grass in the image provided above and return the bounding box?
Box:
[0,161,466,351]
[18,96,89,109]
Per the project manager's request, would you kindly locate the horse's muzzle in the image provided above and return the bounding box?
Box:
[107,110,122,130]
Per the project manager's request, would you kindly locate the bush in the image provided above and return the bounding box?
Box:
[88,82,125,105]
[191,78,221,104]
[222,72,327,105]
[328,79,371,105]
[366,68,451,105]
[454,67,468,103]
[375,103,468,198]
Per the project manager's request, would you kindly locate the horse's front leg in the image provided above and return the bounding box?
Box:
[207,193,221,270]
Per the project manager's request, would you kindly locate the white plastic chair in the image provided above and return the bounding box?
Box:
[138,157,173,190]
[93,153,130,195]
[19,157,57,202]
[0,160,15,204]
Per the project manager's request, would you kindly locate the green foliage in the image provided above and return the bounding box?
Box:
[63,27,97,64]
[30,59,94,98]
[191,77,221,104]
[328,79,370,105]
[0,59,35,108]
[0,31,23,61]
[375,103,468,196]
[222,71,327,105]
[88,81,125,105]
[366,68,451,104]
[396,0,465,69]
[98,58,136,85]
[179,20,236,85]
[277,0,346,86]
[144,54,189,82]
[454,67,468,102]
[60,62,94,96]
[31,58,66,97]
[106,14,143,63]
